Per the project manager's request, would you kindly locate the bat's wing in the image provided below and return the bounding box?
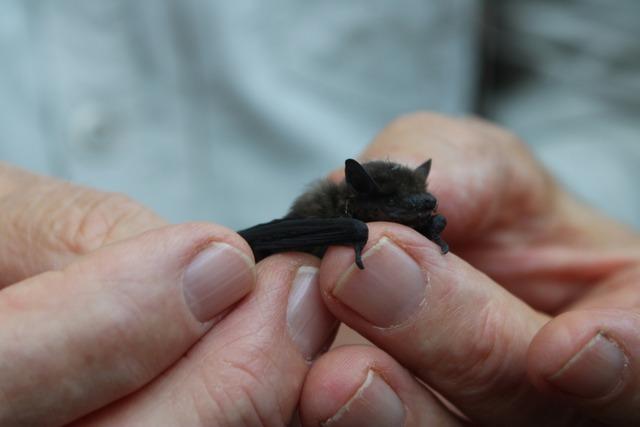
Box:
[238,217,369,269]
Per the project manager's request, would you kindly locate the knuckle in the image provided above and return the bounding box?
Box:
[384,111,457,135]
[377,111,529,156]
[0,180,158,283]
[460,116,525,148]
[432,299,527,403]
[190,345,289,427]
[58,189,151,255]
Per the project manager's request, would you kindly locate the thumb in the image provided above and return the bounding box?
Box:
[528,308,640,426]
[0,223,255,427]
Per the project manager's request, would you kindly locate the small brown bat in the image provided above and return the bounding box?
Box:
[238,159,448,269]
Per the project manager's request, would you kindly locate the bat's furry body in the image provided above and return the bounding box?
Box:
[239,159,448,268]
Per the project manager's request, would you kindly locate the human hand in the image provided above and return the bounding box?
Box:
[0,164,336,426]
[299,113,640,426]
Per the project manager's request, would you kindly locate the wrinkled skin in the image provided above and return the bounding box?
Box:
[2,112,640,427]
[303,113,640,427]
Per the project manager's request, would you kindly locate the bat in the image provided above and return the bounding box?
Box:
[238,159,448,269]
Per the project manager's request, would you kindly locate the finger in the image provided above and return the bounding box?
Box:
[329,112,556,243]
[0,164,165,287]
[345,112,640,313]
[363,113,637,244]
[300,345,466,427]
[528,308,640,426]
[74,254,338,426]
[0,223,255,427]
[568,265,640,311]
[318,222,596,426]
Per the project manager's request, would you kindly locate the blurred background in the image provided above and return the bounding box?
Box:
[1,0,639,231]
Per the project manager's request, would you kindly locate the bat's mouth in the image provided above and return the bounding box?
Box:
[362,208,432,225]
[350,196,437,225]
[395,210,431,225]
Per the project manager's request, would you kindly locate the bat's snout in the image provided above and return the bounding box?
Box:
[407,194,437,211]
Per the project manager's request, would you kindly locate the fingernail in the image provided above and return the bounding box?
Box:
[183,243,254,322]
[548,332,629,399]
[332,237,425,327]
[323,370,406,427]
[287,266,337,360]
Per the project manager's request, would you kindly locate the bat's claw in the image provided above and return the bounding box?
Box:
[436,238,449,254]
[354,242,365,269]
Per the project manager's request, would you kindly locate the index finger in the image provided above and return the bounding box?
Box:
[352,113,639,249]
[354,113,555,243]
[346,113,640,312]
[0,164,165,287]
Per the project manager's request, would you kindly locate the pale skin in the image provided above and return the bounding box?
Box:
[1,112,639,426]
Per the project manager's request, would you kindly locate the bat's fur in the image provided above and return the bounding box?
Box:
[239,159,448,268]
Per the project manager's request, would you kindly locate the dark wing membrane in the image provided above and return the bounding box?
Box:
[238,217,369,269]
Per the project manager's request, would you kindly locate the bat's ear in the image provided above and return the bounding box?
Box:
[414,159,432,183]
[345,159,380,194]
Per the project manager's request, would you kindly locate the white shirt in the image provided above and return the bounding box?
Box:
[1,0,638,230]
